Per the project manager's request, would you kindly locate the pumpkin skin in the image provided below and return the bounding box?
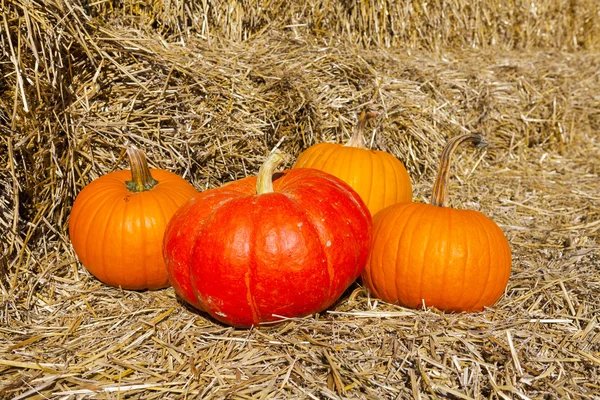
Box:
[69,146,197,290]
[293,110,412,215]
[362,134,512,312]
[163,153,372,328]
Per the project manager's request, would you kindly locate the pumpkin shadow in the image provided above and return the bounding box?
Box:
[171,279,367,330]
[326,280,364,310]
[173,294,233,329]
[272,171,286,182]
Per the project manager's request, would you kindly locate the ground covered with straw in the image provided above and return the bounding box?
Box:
[1,1,599,399]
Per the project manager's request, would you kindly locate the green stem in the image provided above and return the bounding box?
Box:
[345,109,378,148]
[256,152,285,194]
[125,145,159,192]
[430,133,487,207]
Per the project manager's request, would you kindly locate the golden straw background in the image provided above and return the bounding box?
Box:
[1,1,599,398]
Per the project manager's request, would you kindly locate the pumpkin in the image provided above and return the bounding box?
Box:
[163,152,372,328]
[293,110,412,215]
[69,145,198,290]
[362,134,512,312]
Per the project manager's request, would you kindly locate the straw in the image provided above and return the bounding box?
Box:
[1,0,599,398]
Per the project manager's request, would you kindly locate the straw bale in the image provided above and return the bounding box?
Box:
[87,0,600,50]
[1,0,599,398]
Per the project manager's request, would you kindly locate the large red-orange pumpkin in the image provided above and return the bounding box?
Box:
[293,110,412,215]
[362,134,512,312]
[163,152,372,328]
[69,145,197,290]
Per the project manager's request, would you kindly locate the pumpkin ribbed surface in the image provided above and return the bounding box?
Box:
[294,143,411,215]
[361,134,512,312]
[69,147,197,290]
[293,111,412,215]
[163,157,372,328]
[363,202,511,312]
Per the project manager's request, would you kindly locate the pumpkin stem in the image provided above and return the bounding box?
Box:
[125,145,159,192]
[345,109,378,149]
[431,133,487,207]
[256,151,286,195]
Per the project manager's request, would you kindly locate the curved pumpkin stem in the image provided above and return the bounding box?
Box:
[256,151,285,195]
[125,145,159,192]
[345,109,378,149]
[431,133,487,208]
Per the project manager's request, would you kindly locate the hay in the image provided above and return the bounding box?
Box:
[1,0,599,398]
[88,0,600,50]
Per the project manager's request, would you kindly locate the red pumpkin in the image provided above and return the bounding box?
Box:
[163,152,372,327]
[362,134,512,312]
[69,145,197,290]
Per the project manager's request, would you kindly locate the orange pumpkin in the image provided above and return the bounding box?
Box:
[362,134,512,312]
[69,145,197,290]
[293,110,412,215]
